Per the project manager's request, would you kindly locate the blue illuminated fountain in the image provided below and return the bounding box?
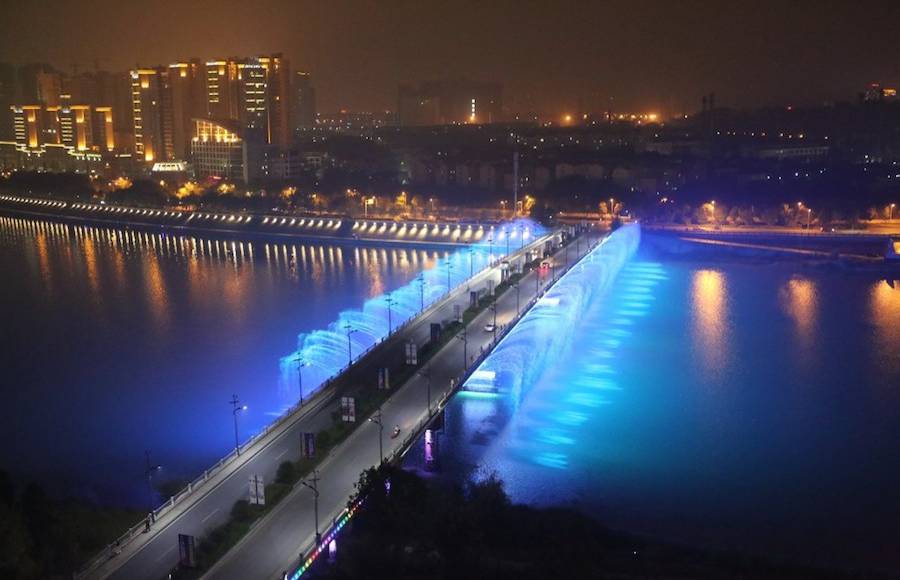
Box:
[463,223,642,402]
[279,219,546,403]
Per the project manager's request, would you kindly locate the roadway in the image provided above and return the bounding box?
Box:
[203,235,597,580]
[99,233,572,580]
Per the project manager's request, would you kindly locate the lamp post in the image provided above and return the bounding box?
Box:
[385,293,394,335]
[144,450,162,514]
[489,299,497,341]
[456,327,468,372]
[368,409,384,464]
[468,247,474,278]
[609,198,616,218]
[506,228,510,256]
[229,395,248,455]
[488,237,494,267]
[296,358,307,406]
[417,273,425,312]
[417,368,432,413]
[890,203,896,221]
[299,470,321,544]
[513,280,520,314]
[446,262,453,291]
[343,323,358,366]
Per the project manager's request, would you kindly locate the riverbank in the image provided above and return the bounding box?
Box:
[0,193,513,249]
[306,465,884,580]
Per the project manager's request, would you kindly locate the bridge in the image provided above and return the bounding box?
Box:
[72,220,598,580]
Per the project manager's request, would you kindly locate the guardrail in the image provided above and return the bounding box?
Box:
[75,230,555,580]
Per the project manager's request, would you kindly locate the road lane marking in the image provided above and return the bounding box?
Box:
[274,448,288,460]
[201,507,220,523]
[154,545,176,562]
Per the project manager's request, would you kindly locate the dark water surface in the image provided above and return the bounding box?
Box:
[0,215,444,504]
[405,242,900,573]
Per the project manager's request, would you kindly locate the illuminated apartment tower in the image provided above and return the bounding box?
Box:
[93,106,115,152]
[57,105,93,151]
[130,67,175,163]
[237,54,291,147]
[168,60,206,160]
[206,59,241,120]
[11,105,44,148]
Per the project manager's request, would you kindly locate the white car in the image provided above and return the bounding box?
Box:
[484,323,496,333]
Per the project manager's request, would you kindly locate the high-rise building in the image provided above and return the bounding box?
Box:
[35,70,64,107]
[93,106,115,152]
[130,67,173,163]
[293,71,316,131]
[0,63,15,141]
[205,54,291,147]
[11,105,44,149]
[206,59,241,120]
[57,105,92,151]
[397,80,503,126]
[168,60,206,160]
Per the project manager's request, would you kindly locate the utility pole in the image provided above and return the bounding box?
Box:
[300,470,321,544]
[447,262,453,291]
[513,142,519,218]
[456,327,468,372]
[344,323,358,365]
[417,273,425,311]
[144,450,161,513]
[385,293,394,335]
[490,299,497,341]
[368,409,384,464]
[513,281,520,314]
[418,367,432,413]
[229,395,247,455]
[296,358,307,406]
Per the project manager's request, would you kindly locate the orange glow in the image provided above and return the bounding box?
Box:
[691,269,729,374]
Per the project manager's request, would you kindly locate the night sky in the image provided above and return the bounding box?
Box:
[2,0,899,115]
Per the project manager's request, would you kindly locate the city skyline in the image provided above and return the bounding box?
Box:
[1,0,899,115]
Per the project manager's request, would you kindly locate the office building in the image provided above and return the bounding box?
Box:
[168,60,206,159]
[190,117,247,182]
[130,67,172,163]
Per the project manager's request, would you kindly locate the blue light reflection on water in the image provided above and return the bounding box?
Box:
[405,231,900,572]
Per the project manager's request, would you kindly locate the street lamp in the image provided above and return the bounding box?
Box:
[295,358,307,406]
[609,198,616,217]
[343,323,358,366]
[385,293,394,335]
[468,247,475,278]
[368,408,384,464]
[513,280,520,314]
[446,262,453,291]
[417,273,425,312]
[488,237,494,267]
[891,203,896,221]
[456,327,468,372]
[144,450,162,513]
[299,470,321,544]
[229,395,248,455]
[489,299,497,341]
[417,367,432,413]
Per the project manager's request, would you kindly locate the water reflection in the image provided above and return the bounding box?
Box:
[691,269,729,376]
[0,214,442,503]
[870,280,900,375]
[780,276,818,357]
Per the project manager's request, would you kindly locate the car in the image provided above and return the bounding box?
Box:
[540,260,551,269]
[483,323,496,333]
